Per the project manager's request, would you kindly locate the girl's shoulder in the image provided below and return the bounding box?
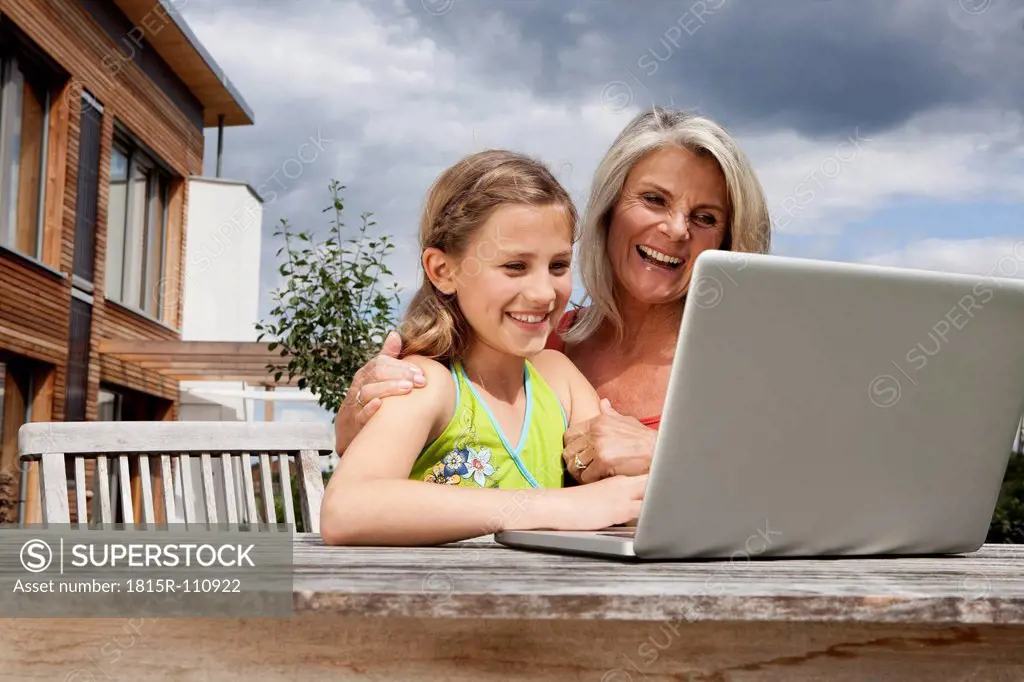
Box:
[529,348,577,375]
[395,355,459,424]
[527,348,580,411]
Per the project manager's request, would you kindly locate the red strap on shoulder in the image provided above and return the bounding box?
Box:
[545,308,580,351]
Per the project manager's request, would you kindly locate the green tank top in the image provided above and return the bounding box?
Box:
[409,359,567,489]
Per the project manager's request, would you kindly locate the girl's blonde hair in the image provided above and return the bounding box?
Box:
[564,107,772,344]
[399,149,578,362]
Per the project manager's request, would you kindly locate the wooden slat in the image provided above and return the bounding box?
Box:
[297,450,324,535]
[22,365,55,525]
[2,616,1024,681]
[220,453,238,525]
[161,179,184,327]
[95,455,111,524]
[150,453,166,523]
[278,454,295,528]
[0,321,65,363]
[19,422,334,456]
[98,340,283,356]
[0,363,28,473]
[42,77,70,267]
[159,455,176,524]
[149,371,298,384]
[97,356,180,402]
[259,453,276,524]
[138,455,156,527]
[74,458,87,526]
[117,455,133,528]
[289,536,1024,624]
[239,452,259,526]
[199,452,217,526]
[177,454,194,526]
[99,304,178,342]
[38,452,69,524]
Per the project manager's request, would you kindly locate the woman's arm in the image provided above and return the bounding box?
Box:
[333,332,426,453]
[563,401,658,483]
[336,321,570,455]
[539,348,657,485]
[321,356,646,546]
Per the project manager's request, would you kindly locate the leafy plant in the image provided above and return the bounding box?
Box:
[255,180,402,415]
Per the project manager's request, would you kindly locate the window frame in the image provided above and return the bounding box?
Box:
[104,125,174,321]
[97,385,124,422]
[0,37,53,262]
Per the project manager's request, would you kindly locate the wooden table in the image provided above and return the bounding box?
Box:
[4,535,1024,680]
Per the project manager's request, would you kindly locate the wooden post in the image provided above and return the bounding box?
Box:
[42,79,70,269]
[23,365,56,525]
[264,386,274,422]
[0,364,28,473]
[0,363,29,525]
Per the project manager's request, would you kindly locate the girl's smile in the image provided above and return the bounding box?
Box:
[506,310,553,332]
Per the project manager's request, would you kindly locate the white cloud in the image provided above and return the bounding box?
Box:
[743,107,1024,236]
[176,0,1024,317]
[859,237,1024,279]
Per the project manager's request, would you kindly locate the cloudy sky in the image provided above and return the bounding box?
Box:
[172,0,1024,420]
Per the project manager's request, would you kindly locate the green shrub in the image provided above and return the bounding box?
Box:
[255,179,401,415]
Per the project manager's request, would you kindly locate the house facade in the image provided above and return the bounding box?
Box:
[0,0,253,521]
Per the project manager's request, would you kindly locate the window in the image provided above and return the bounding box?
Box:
[97,386,123,421]
[105,132,170,318]
[0,49,49,260]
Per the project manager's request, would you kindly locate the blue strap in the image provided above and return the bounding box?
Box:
[458,361,540,488]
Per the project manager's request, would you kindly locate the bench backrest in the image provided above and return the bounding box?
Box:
[18,421,335,533]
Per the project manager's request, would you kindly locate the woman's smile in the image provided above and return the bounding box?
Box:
[636,244,685,270]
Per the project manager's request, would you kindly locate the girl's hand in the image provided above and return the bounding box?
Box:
[562,399,657,484]
[546,474,648,530]
[335,332,427,452]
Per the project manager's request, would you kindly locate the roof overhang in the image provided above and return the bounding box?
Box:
[110,0,255,127]
[98,340,298,386]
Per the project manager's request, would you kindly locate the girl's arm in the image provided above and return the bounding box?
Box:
[321,356,641,546]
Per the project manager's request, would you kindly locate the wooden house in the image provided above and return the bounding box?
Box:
[0,0,259,522]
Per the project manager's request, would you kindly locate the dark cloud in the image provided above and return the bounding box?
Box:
[399,0,1023,137]
[173,0,1024,320]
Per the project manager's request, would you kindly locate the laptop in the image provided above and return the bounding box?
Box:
[495,250,1024,559]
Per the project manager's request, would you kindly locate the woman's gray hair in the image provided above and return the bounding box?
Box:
[564,106,771,344]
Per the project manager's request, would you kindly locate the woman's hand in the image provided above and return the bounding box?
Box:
[335,331,427,453]
[540,474,648,530]
[562,399,658,484]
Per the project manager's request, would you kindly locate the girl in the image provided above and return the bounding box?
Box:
[320,150,647,546]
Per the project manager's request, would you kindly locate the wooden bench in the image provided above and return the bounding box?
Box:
[17,421,333,531]
[3,534,1022,680]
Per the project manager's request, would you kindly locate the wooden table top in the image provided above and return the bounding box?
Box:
[290,535,1024,625]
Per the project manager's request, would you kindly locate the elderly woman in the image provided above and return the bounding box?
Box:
[334,106,771,484]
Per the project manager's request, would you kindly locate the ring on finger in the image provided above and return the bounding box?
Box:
[355,388,366,408]
[572,453,589,471]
